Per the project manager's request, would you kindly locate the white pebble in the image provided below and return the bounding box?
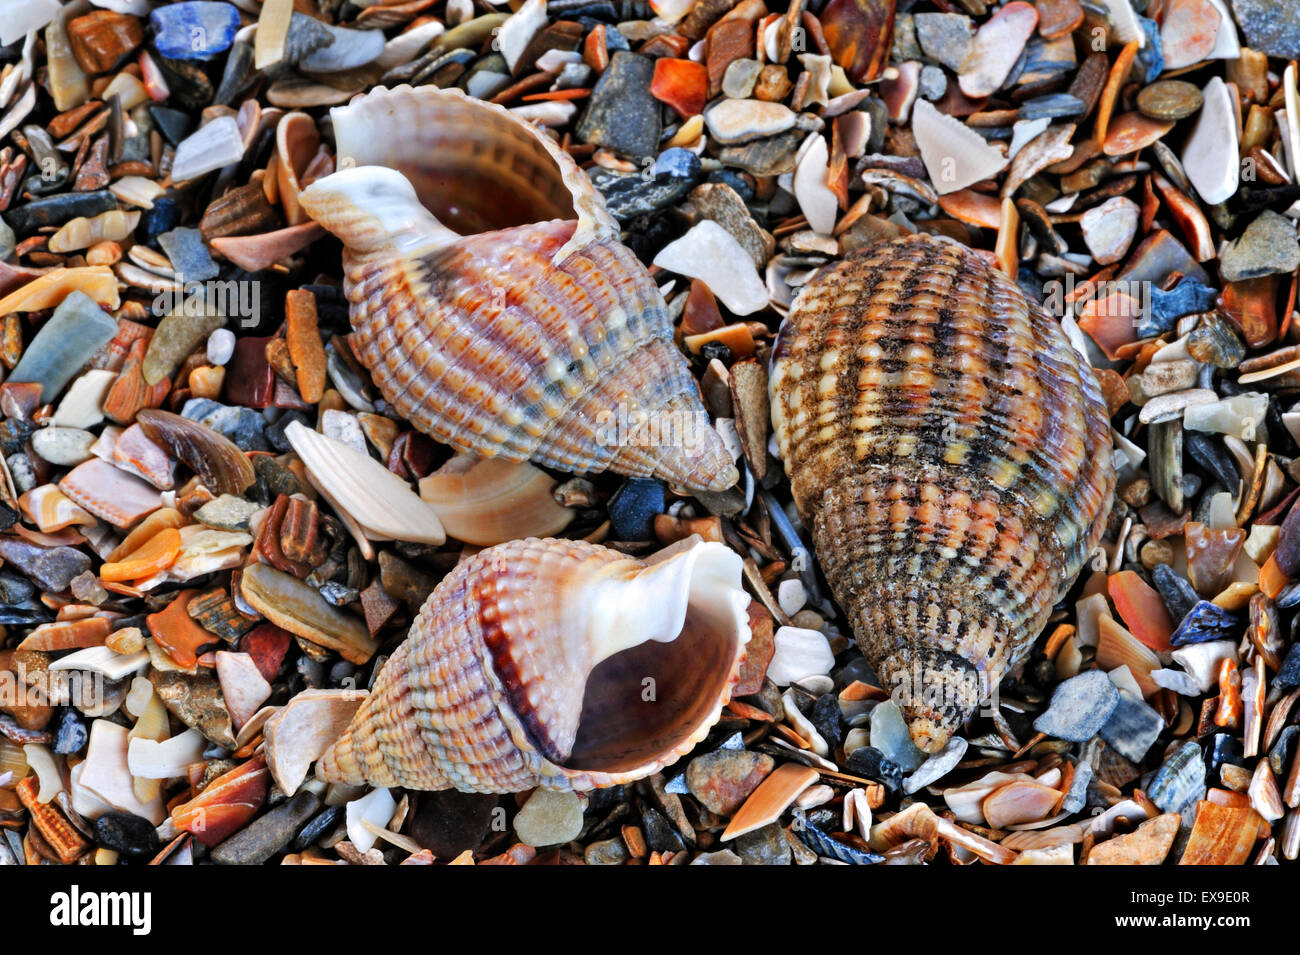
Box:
[207,328,236,366]
[345,787,396,853]
[777,578,807,617]
[767,626,835,685]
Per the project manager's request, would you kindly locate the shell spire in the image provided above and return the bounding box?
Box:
[770,234,1115,752]
[315,537,751,793]
[298,85,737,493]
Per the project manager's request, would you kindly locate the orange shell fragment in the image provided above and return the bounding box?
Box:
[100,527,182,582]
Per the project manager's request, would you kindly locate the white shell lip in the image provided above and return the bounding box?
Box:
[517,538,753,790]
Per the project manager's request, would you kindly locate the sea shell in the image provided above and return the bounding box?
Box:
[770,233,1114,753]
[316,537,751,792]
[297,85,737,493]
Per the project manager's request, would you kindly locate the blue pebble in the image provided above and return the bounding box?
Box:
[141,198,181,243]
[150,2,241,61]
[1169,600,1243,646]
[608,477,666,540]
[1137,17,1164,84]
[653,147,701,183]
[1137,276,1219,337]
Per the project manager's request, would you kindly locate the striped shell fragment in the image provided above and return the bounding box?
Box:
[770,233,1115,753]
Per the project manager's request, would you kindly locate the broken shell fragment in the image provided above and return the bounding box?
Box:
[418,455,573,546]
[316,537,751,792]
[284,419,445,546]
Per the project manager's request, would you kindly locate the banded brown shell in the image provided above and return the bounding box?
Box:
[315,537,751,793]
[770,234,1115,752]
[297,85,737,493]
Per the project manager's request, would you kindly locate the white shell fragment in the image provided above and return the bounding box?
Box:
[285,420,446,545]
[1183,77,1239,205]
[171,116,247,183]
[653,220,769,315]
[792,133,838,234]
[912,99,1008,195]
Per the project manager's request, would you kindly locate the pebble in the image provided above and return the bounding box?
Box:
[869,699,928,772]
[158,227,218,282]
[653,220,769,315]
[576,51,661,160]
[958,1,1039,98]
[1181,77,1238,205]
[845,746,903,789]
[584,837,630,864]
[777,579,807,617]
[1099,693,1165,762]
[1227,0,1300,59]
[55,708,89,755]
[5,191,117,236]
[170,116,246,183]
[734,823,791,865]
[8,291,119,404]
[704,98,798,145]
[149,669,237,749]
[690,849,743,865]
[408,791,498,858]
[93,811,162,859]
[1136,80,1204,121]
[918,65,946,101]
[608,477,665,540]
[913,12,974,72]
[1159,0,1222,70]
[1080,196,1139,265]
[298,23,384,73]
[1138,359,1198,397]
[206,328,237,366]
[31,427,97,467]
[766,626,835,685]
[149,2,240,61]
[685,749,774,814]
[67,10,143,74]
[1185,310,1246,367]
[0,539,91,592]
[722,58,761,99]
[211,790,320,864]
[1218,210,1300,282]
[514,788,584,847]
[686,183,772,268]
[1033,670,1120,741]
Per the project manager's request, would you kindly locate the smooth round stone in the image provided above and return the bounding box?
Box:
[206,327,236,366]
[31,426,96,466]
[513,789,584,847]
[722,58,761,98]
[94,811,162,859]
[1137,80,1204,121]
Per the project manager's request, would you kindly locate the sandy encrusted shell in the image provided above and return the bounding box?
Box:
[770,233,1115,752]
[298,85,737,493]
[316,537,751,792]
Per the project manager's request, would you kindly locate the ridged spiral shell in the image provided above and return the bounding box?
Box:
[770,234,1115,752]
[298,86,737,493]
[316,537,751,793]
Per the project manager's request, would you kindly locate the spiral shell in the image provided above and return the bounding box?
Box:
[770,234,1115,752]
[298,86,737,493]
[316,537,751,792]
